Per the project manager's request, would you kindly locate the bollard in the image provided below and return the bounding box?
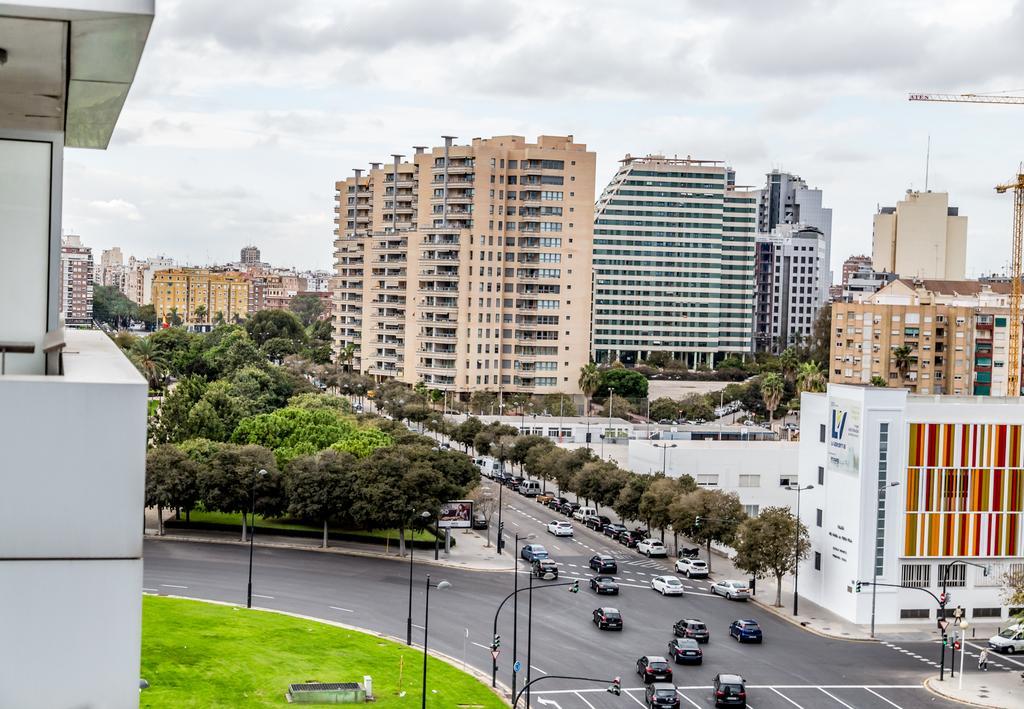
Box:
[364,675,373,699]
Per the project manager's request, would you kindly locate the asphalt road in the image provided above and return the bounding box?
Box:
[143,494,965,709]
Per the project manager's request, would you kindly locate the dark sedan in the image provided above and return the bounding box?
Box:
[592,607,623,630]
[604,523,627,538]
[590,575,620,595]
[617,529,647,548]
[589,554,618,573]
[672,618,709,643]
[667,638,703,665]
[636,655,673,683]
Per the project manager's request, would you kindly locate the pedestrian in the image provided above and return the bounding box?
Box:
[978,648,989,671]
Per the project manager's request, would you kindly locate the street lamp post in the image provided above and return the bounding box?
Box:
[512,532,535,695]
[246,468,268,609]
[606,387,615,458]
[421,574,451,709]
[408,510,432,645]
[496,442,506,555]
[870,481,901,638]
[958,618,969,689]
[652,442,677,476]
[786,483,814,616]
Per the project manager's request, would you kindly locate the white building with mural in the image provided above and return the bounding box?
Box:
[798,384,1023,626]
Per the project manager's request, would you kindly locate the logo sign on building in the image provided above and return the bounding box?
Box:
[828,398,861,474]
[437,500,473,529]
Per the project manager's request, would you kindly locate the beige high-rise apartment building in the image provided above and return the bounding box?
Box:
[95,246,124,288]
[830,278,1018,395]
[152,268,249,326]
[332,135,595,394]
[60,235,94,327]
[871,191,967,280]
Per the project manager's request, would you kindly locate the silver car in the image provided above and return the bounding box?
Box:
[711,579,751,601]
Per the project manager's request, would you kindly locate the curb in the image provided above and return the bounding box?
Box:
[146,593,512,706]
[144,533,515,573]
[746,594,877,643]
[923,677,1012,709]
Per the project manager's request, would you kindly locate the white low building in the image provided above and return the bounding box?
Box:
[798,384,1024,627]
[457,414,634,444]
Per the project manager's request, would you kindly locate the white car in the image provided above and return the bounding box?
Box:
[988,624,1024,654]
[651,575,685,596]
[547,520,573,537]
[675,558,709,578]
[636,538,668,558]
[710,579,751,601]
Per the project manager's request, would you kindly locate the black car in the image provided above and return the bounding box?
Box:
[645,683,680,708]
[636,655,673,684]
[617,529,647,548]
[590,575,619,595]
[561,501,581,516]
[667,638,703,665]
[532,558,559,580]
[604,523,628,538]
[713,674,746,707]
[589,554,618,573]
[547,497,568,511]
[586,514,611,531]
[592,607,623,630]
[472,513,488,530]
[672,618,709,643]
[506,475,525,489]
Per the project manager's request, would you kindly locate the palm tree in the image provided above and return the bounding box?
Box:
[130,337,167,391]
[168,307,182,327]
[796,361,826,393]
[870,375,888,387]
[760,372,784,431]
[893,345,913,383]
[194,304,208,324]
[213,311,226,327]
[340,343,356,373]
[778,346,800,382]
[578,362,601,417]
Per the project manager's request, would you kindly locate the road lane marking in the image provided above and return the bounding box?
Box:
[471,641,491,650]
[530,665,547,674]
[865,688,902,708]
[412,624,425,630]
[252,594,274,599]
[770,688,803,708]
[574,691,596,709]
[142,587,158,593]
[818,688,855,708]
[329,606,354,613]
[621,689,646,707]
[160,584,188,589]
[967,641,1024,667]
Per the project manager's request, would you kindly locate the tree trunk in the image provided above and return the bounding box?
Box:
[775,573,783,607]
[242,511,248,542]
[660,527,665,543]
[673,530,678,557]
[322,519,329,549]
[186,508,191,523]
[398,526,407,557]
[157,504,164,536]
[706,538,712,574]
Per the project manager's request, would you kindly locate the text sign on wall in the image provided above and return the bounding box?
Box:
[828,398,861,475]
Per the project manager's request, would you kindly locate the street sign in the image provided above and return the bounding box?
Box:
[513,660,522,673]
[938,618,950,632]
[491,650,500,661]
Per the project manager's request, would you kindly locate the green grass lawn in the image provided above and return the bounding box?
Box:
[141,595,505,708]
[179,509,438,543]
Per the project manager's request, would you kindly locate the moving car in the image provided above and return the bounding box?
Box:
[988,624,1024,653]
[585,514,611,531]
[729,619,763,643]
[592,607,623,630]
[636,655,673,684]
[547,520,573,537]
[637,538,668,557]
[674,558,709,578]
[589,554,618,573]
[519,479,542,497]
[590,576,619,595]
[472,513,488,530]
[604,523,628,538]
[645,682,680,708]
[651,575,684,596]
[672,618,709,643]
[667,637,703,665]
[520,544,549,562]
[713,673,747,707]
[532,558,559,580]
[711,580,751,601]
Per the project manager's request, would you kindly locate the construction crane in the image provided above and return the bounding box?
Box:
[997,169,1024,396]
[910,91,1024,395]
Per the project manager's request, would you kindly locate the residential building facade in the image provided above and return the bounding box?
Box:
[835,266,898,303]
[754,225,828,352]
[152,268,249,326]
[841,254,873,287]
[123,255,174,305]
[332,135,596,394]
[240,244,261,265]
[95,246,124,288]
[872,191,968,280]
[799,385,1024,626]
[591,155,758,367]
[59,234,94,327]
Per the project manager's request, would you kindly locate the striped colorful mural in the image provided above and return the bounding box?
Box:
[905,423,1024,557]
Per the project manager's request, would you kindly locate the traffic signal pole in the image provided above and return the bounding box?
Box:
[490,580,578,688]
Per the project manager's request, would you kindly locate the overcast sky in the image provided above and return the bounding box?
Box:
[64,0,1024,276]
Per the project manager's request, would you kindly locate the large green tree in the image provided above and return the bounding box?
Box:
[130,337,168,391]
[614,473,652,524]
[290,293,325,327]
[733,506,811,606]
[198,444,284,541]
[670,488,745,573]
[285,449,358,548]
[578,363,601,416]
[145,444,200,535]
[93,284,139,329]
[596,368,648,399]
[246,309,307,348]
[759,373,785,430]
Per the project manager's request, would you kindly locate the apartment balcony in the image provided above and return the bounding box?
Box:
[419,314,458,325]
[433,193,474,205]
[419,269,460,281]
[420,329,458,341]
[419,372,457,387]
[431,162,475,175]
[421,252,460,263]
[418,344,457,354]
[373,239,408,252]
[419,283,459,293]
[367,364,401,377]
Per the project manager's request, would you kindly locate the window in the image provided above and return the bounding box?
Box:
[816,509,823,527]
[900,609,930,619]
[743,504,759,517]
[779,475,795,487]
[973,607,1002,618]
[819,424,826,442]
[696,474,719,487]
[817,466,824,485]
[938,563,967,588]
[901,563,931,588]
[814,552,821,571]
[738,475,760,487]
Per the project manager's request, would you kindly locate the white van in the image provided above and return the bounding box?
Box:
[474,457,502,478]
[988,624,1024,654]
[573,506,598,523]
[519,480,542,497]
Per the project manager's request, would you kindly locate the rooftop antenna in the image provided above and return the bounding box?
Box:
[924,134,931,191]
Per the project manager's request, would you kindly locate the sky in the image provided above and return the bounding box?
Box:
[64,0,1024,277]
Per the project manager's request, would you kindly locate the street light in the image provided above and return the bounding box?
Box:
[512,532,535,695]
[408,510,432,645]
[786,483,814,616]
[246,468,268,609]
[421,574,451,709]
[652,442,677,475]
[958,618,969,689]
[870,481,901,638]
[603,387,615,457]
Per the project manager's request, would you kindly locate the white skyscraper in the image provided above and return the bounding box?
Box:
[754,225,828,352]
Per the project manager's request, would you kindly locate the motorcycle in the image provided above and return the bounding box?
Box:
[679,547,700,559]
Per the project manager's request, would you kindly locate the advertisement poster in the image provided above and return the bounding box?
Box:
[437,500,473,529]
[828,398,861,475]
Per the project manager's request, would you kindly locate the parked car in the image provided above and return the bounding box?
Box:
[711,580,751,601]
[547,520,574,537]
[590,575,619,595]
[651,575,684,596]
[586,514,611,531]
[604,523,627,538]
[667,638,703,665]
[472,513,488,530]
[645,683,680,708]
[713,673,747,707]
[675,558,709,578]
[560,501,581,516]
[589,554,618,574]
[573,506,598,523]
[729,619,763,644]
[636,655,673,684]
[520,544,549,562]
[637,538,668,558]
[547,496,569,511]
[506,475,525,489]
[536,493,555,505]
[989,624,1024,653]
[672,618,709,643]
[519,480,542,497]
[592,607,623,630]
[532,558,559,580]
[618,529,647,548]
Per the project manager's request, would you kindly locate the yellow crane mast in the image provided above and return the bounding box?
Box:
[996,169,1024,396]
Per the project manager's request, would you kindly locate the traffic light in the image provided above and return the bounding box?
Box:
[607,677,621,696]
[492,634,501,650]
[942,634,948,647]
[854,581,862,593]
[953,640,961,651]
[939,592,947,606]
[569,580,579,594]
[694,516,702,528]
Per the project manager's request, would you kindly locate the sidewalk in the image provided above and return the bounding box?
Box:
[926,669,1023,708]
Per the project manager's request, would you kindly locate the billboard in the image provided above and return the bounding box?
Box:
[827,398,861,475]
[438,500,473,529]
